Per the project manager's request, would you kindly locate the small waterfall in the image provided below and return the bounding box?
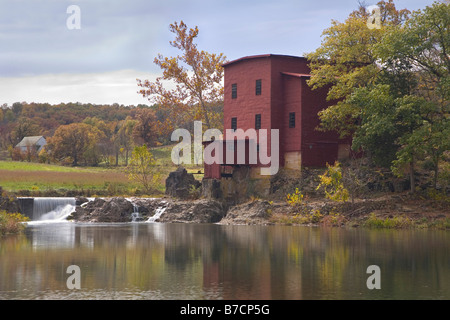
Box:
[34,204,75,223]
[131,204,141,222]
[32,197,76,221]
[147,206,167,223]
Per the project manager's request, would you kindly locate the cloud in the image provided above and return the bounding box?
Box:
[0,0,438,105]
[0,69,159,106]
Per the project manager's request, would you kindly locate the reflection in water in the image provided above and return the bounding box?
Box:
[0,223,449,300]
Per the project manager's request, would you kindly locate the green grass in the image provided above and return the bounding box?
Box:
[0,161,87,172]
[0,144,204,196]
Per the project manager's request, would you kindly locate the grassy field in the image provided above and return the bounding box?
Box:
[0,145,203,196]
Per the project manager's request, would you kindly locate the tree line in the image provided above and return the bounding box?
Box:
[0,102,175,166]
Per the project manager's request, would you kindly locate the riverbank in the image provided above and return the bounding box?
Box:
[66,192,450,230]
[266,193,450,229]
[2,186,449,230]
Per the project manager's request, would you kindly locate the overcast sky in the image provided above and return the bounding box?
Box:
[0,0,437,106]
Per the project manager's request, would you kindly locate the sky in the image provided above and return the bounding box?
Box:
[0,0,438,106]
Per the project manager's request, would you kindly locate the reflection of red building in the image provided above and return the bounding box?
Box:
[204,54,351,181]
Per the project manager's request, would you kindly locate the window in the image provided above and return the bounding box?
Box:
[289,112,295,128]
[255,114,261,130]
[231,117,237,131]
[255,79,262,95]
[231,83,237,99]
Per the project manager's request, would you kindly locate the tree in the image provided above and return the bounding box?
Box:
[307,1,449,192]
[116,117,136,166]
[137,20,227,133]
[83,117,116,166]
[305,0,410,137]
[132,108,158,147]
[12,102,23,116]
[348,85,426,191]
[127,145,160,194]
[349,2,450,191]
[47,123,105,166]
[373,2,450,189]
[12,117,40,145]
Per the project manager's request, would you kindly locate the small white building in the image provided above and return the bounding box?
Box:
[15,136,47,153]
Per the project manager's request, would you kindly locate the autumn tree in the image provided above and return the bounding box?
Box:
[127,145,160,194]
[47,123,105,166]
[12,117,40,145]
[83,117,116,165]
[305,0,410,137]
[321,1,449,192]
[115,117,137,166]
[137,21,227,134]
[132,108,158,147]
[12,102,23,117]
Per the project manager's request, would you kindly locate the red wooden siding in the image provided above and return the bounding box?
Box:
[204,54,349,179]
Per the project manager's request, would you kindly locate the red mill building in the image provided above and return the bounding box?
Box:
[202,54,351,199]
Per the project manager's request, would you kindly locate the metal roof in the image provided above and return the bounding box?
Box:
[222,54,307,67]
[15,136,45,147]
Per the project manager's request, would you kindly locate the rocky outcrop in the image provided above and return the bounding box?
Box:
[68,196,226,224]
[165,167,201,199]
[69,197,135,222]
[157,199,226,223]
[219,200,273,225]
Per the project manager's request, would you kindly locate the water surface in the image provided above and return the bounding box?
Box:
[0,222,448,299]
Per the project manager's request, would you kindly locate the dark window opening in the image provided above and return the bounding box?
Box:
[231,117,237,131]
[255,114,261,130]
[289,112,295,128]
[255,79,262,95]
[231,83,237,99]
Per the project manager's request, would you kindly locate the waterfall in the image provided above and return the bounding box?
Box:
[32,197,76,221]
[147,205,167,223]
[131,204,141,222]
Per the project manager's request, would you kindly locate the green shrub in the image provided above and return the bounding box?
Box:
[0,211,29,235]
[286,188,304,207]
[316,161,349,202]
[363,213,412,229]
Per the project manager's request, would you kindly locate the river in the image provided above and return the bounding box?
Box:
[0,220,449,300]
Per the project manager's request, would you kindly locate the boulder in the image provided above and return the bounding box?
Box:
[165,167,201,199]
[219,200,272,225]
[94,197,134,222]
[69,197,134,222]
[75,196,89,206]
[157,199,226,223]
